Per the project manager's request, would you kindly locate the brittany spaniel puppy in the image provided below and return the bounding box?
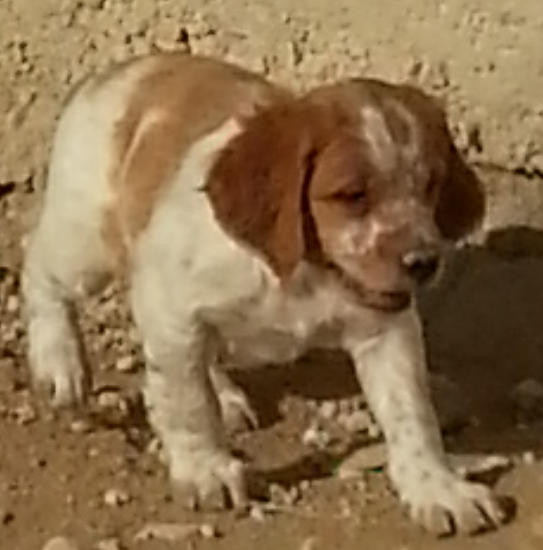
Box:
[22,52,504,535]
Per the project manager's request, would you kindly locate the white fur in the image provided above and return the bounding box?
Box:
[22,69,143,405]
[360,105,395,172]
[387,97,424,167]
[345,310,500,532]
[360,101,426,182]
[22,59,502,532]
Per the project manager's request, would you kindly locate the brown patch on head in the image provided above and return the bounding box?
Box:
[206,103,315,279]
[102,53,290,264]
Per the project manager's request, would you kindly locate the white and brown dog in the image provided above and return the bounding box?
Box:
[22,53,504,535]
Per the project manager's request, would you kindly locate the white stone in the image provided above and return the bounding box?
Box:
[42,537,80,550]
[335,444,386,479]
[115,355,137,373]
[302,425,331,449]
[103,488,130,507]
[134,522,203,542]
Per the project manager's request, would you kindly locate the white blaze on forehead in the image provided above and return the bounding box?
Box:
[360,105,395,172]
[360,101,425,178]
[387,98,424,166]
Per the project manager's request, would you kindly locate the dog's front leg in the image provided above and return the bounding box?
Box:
[345,308,505,535]
[131,263,248,511]
[141,318,248,510]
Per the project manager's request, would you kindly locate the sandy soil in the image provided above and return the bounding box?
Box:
[1,1,543,549]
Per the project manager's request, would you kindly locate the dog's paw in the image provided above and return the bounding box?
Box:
[398,470,505,536]
[170,450,250,511]
[31,356,90,408]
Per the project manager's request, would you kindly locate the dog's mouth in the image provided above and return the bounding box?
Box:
[359,289,412,312]
[328,262,412,312]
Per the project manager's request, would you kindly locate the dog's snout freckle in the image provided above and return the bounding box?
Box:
[402,250,440,284]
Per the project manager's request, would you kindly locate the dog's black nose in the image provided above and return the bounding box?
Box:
[402,250,440,285]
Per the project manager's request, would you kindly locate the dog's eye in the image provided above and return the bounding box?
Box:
[334,189,367,203]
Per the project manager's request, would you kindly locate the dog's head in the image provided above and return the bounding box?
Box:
[207,78,484,312]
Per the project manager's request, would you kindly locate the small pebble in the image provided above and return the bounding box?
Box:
[31,456,47,469]
[12,402,37,425]
[302,424,331,449]
[338,409,373,434]
[367,422,382,439]
[1,323,20,344]
[97,390,124,410]
[103,488,130,507]
[87,447,100,458]
[146,438,161,455]
[300,537,318,550]
[42,536,80,550]
[317,400,338,420]
[69,418,93,434]
[337,398,357,415]
[335,444,386,479]
[198,524,217,539]
[5,294,19,313]
[339,497,353,518]
[95,539,123,550]
[521,451,537,465]
[249,503,268,522]
[115,355,137,373]
[269,483,300,506]
[299,479,311,492]
[134,522,207,542]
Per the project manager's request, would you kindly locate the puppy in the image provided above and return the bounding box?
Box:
[22,52,503,535]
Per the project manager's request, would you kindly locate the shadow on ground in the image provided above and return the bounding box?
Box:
[231,225,543,482]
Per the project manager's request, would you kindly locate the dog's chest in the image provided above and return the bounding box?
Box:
[211,283,356,367]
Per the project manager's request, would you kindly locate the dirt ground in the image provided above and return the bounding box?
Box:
[2,1,543,549]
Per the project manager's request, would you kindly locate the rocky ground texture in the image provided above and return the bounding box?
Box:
[2,0,543,549]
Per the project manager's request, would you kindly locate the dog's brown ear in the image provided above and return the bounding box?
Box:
[206,103,318,279]
[435,145,485,241]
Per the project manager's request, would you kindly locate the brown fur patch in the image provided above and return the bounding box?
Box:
[102,53,290,263]
[435,146,485,240]
[206,102,318,279]
[205,91,364,279]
